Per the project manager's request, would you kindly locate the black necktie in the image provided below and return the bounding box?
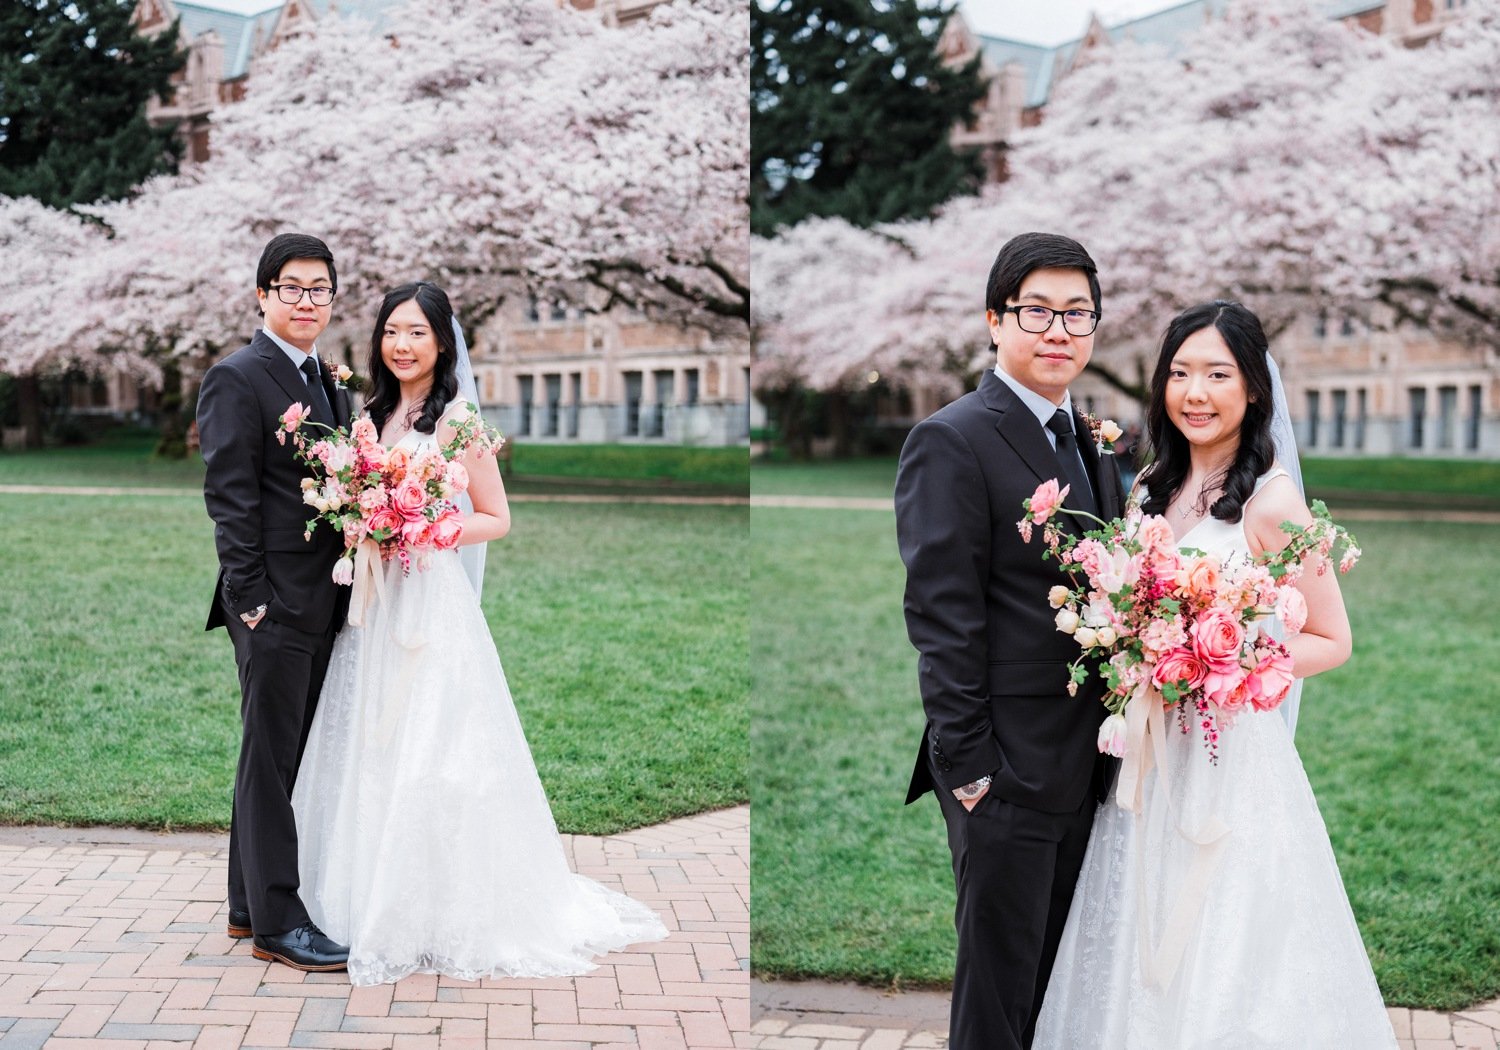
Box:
[1047,408,1099,519]
[299,358,334,427]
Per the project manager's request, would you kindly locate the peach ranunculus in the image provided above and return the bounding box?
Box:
[1027,479,1069,526]
[1178,555,1222,600]
[1191,609,1245,672]
[1246,649,1296,711]
[385,446,411,482]
[430,513,464,550]
[1276,587,1309,636]
[392,479,428,521]
[1152,647,1208,691]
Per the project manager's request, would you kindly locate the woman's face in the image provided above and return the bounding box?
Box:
[381,299,440,390]
[1164,325,1249,459]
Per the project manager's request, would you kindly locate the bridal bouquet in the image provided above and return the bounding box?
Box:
[276,401,505,583]
[1018,479,1360,761]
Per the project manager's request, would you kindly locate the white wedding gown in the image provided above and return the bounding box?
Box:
[290,424,667,986]
[1034,470,1397,1049]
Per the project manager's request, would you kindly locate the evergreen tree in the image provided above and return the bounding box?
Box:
[0,0,186,209]
[751,0,986,235]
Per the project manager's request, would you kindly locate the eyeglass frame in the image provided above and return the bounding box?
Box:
[1000,304,1101,337]
[268,282,337,307]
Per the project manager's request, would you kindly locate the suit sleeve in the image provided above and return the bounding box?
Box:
[895,418,1002,789]
[198,363,272,614]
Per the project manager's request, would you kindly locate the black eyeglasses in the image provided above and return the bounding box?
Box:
[269,283,336,306]
[1002,304,1100,337]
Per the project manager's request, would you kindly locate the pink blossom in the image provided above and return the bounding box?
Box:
[1072,538,1108,579]
[1139,615,1187,656]
[1027,479,1069,526]
[445,460,470,494]
[1097,713,1128,758]
[1276,587,1309,636]
[351,417,379,447]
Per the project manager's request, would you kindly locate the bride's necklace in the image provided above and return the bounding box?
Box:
[385,403,423,442]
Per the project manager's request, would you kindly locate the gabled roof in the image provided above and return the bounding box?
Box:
[167,0,411,81]
[977,0,1383,109]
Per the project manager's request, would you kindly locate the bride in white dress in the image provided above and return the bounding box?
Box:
[1034,301,1396,1048]
[291,281,666,986]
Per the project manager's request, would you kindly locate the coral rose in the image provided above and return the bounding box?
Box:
[431,513,464,550]
[365,506,402,540]
[392,480,427,521]
[1246,650,1296,711]
[1152,647,1207,690]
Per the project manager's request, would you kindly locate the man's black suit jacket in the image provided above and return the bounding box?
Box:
[896,369,1124,814]
[198,331,355,635]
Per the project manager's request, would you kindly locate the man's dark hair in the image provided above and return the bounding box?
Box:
[984,231,1101,323]
[255,233,337,315]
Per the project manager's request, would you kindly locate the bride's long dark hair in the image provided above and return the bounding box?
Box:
[1138,300,1276,524]
[364,281,460,436]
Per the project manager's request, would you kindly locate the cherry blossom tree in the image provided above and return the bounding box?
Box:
[14,0,747,378]
[753,0,1500,397]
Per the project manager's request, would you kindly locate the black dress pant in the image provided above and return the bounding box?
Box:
[933,764,1098,1050]
[222,603,337,937]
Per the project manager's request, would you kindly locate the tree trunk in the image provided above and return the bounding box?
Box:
[17,373,43,450]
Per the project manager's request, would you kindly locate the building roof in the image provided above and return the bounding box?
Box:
[169,0,410,81]
[978,0,1382,110]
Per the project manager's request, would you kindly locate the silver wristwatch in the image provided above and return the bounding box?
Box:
[953,775,993,801]
[240,604,268,624]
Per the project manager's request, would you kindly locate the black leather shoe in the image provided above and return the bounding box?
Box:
[252,922,348,972]
[227,908,252,939]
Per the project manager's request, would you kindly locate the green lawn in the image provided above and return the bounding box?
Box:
[752,455,1500,510]
[751,506,1500,1011]
[0,490,746,836]
[0,429,747,493]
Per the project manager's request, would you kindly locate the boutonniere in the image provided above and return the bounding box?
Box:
[1084,413,1123,455]
[323,358,354,388]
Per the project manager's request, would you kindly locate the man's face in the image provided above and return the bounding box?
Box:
[986,267,1096,404]
[257,258,334,352]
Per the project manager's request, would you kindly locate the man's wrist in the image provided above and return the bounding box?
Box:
[952,775,993,801]
[240,604,268,624]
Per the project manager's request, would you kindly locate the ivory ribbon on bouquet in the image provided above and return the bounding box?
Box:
[1114,681,1231,990]
[347,537,425,749]
[347,538,386,628]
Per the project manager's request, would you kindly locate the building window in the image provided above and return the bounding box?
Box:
[685,368,700,407]
[525,296,540,323]
[624,371,643,436]
[1313,311,1328,339]
[568,372,582,438]
[645,369,672,438]
[518,375,534,437]
[1305,390,1321,449]
[1331,389,1347,449]
[543,374,561,437]
[549,301,568,322]
[1408,387,1426,449]
[1468,385,1482,451]
[1437,386,1457,450]
[1355,388,1367,450]
[1339,314,1355,337]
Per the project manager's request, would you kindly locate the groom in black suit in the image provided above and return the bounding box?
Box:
[198,233,353,971]
[895,233,1124,1050]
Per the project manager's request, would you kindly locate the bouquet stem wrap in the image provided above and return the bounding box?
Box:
[1116,682,1230,990]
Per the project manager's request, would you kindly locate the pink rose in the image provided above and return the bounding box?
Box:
[1246,650,1296,711]
[1191,609,1245,672]
[1276,587,1308,636]
[281,402,308,433]
[365,506,402,540]
[392,480,428,521]
[430,513,464,550]
[1027,479,1069,526]
[1204,668,1251,713]
[1152,647,1207,691]
[401,517,434,547]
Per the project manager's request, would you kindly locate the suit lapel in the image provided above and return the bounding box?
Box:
[980,371,1063,492]
[254,331,313,411]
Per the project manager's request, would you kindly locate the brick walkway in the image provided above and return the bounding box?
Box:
[747,980,1500,1049]
[0,806,748,1050]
